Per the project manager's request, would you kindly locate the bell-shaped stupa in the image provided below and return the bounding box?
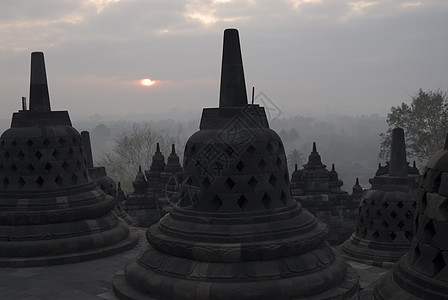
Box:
[113,28,358,299]
[370,133,448,298]
[340,128,420,267]
[0,52,138,267]
[290,142,359,245]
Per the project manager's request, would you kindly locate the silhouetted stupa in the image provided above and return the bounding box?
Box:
[341,128,420,268]
[290,142,359,245]
[371,133,448,298]
[0,52,138,267]
[113,28,358,299]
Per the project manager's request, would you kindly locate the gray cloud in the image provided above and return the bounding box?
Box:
[0,0,447,118]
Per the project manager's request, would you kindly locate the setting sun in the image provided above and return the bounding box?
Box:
[140,78,156,86]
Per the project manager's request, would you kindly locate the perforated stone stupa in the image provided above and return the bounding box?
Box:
[0,52,138,267]
[370,133,448,299]
[113,28,358,300]
[290,142,359,245]
[341,128,420,268]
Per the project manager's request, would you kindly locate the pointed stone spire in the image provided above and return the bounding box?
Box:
[29,52,51,112]
[165,144,182,174]
[389,127,407,177]
[307,142,323,166]
[352,178,363,196]
[81,131,94,169]
[219,28,247,108]
[156,142,161,153]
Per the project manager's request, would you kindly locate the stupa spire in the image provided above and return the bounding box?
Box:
[29,52,51,112]
[389,127,407,177]
[219,28,247,108]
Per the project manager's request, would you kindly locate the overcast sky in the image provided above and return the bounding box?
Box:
[0,0,447,119]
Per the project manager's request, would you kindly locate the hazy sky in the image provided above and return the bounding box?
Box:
[0,0,447,119]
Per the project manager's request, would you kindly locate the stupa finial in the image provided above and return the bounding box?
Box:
[389,127,407,176]
[219,28,247,108]
[29,52,51,112]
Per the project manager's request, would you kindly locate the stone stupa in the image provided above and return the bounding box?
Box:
[0,52,138,267]
[113,28,358,300]
[340,128,420,268]
[290,142,359,245]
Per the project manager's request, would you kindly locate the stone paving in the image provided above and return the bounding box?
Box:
[0,228,388,299]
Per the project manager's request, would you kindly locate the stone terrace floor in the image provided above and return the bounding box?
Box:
[0,228,388,299]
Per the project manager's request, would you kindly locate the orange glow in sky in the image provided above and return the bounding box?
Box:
[140,78,156,86]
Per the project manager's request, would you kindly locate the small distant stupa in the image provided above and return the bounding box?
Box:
[290,142,359,245]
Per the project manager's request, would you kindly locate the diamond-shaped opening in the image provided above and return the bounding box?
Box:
[26,139,33,147]
[258,159,267,170]
[26,164,35,172]
[225,177,235,190]
[71,173,78,184]
[75,160,82,169]
[59,138,66,145]
[44,162,52,172]
[262,193,271,209]
[52,149,60,158]
[368,219,374,228]
[35,150,43,160]
[236,160,245,172]
[412,244,421,263]
[381,220,389,229]
[389,231,397,241]
[372,230,380,239]
[276,157,282,168]
[36,176,44,186]
[269,174,277,187]
[361,228,367,238]
[225,146,234,157]
[246,145,256,155]
[397,201,404,208]
[17,177,25,188]
[3,177,9,187]
[83,171,89,182]
[248,176,258,190]
[201,177,211,189]
[43,139,50,146]
[266,142,274,154]
[390,211,397,219]
[16,151,24,161]
[280,190,287,205]
[11,140,18,147]
[55,175,63,187]
[397,220,405,229]
[185,177,193,186]
[68,148,74,156]
[405,210,413,219]
[432,251,445,276]
[405,231,413,242]
[424,220,436,241]
[10,164,17,172]
[237,195,248,210]
[211,195,222,212]
[375,210,382,217]
[62,161,69,171]
[382,202,389,209]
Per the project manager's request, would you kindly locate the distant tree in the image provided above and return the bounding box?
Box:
[380,89,448,162]
[287,148,305,172]
[98,124,184,193]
